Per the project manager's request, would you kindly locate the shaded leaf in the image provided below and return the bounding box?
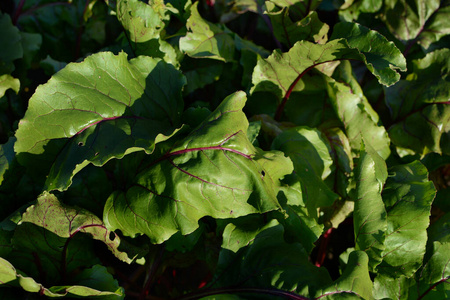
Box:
[383,0,443,45]
[104,92,291,243]
[0,138,15,185]
[353,142,387,271]
[0,258,123,298]
[378,161,436,278]
[272,127,339,212]
[14,52,185,191]
[0,13,22,75]
[215,222,332,297]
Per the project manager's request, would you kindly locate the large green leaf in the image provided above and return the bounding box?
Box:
[104,92,292,243]
[179,2,235,62]
[272,127,338,212]
[14,51,185,191]
[378,161,436,277]
[354,142,388,272]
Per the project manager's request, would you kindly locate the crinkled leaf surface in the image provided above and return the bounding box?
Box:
[386,49,450,156]
[179,2,235,62]
[104,92,291,243]
[354,142,387,272]
[0,258,123,298]
[272,127,338,211]
[215,222,332,297]
[327,78,391,159]
[417,4,450,49]
[8,192,134,285]
[383,0,444,45]
[316,251,373,300]
[251,23,405,104]
[14,51,185,191]
[378,161,436,278]
[330,22,407,86]
[269,0,322,20]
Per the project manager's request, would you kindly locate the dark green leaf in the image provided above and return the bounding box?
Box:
[0,13,22,75]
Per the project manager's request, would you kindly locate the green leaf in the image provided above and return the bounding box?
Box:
[338,0,383,22]
[104,92,292,243]
[330,22,407,86]
[417,5,450,49]
[272,127,338,210]
[265,6,329,47]
[382,0,444,45]
[116,0,168,43]
[373,274,413,300]
[0,75,20,98]
[268,0,322,20]
[386,49,450,156]
[179,2,235,62]
[251,24,405,105]
[221,218,280,253]
[215,222,332,297]
[0,13,22,75]
[14,51,186,191]
[316,251,373,300]
[378,161,436,277]
[326,78,391,159]
[354,142,387,272]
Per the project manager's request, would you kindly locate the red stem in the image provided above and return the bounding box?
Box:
[315,228,334,267]
[12,0,25,24]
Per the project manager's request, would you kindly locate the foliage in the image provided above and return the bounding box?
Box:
[0,0,449,299]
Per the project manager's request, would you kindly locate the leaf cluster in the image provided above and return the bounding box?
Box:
[0,0,449,299]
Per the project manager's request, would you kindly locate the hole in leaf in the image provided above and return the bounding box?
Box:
[78,142,84,147]
[261,170,265,178]
[109,232,116,241]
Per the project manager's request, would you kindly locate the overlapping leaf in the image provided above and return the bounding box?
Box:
[0,13,22,75]
[386,49,450,156]
[316,251,373,299]
[251,22,405,107]
[179,2,235,62]
[383,0,449,49]
[378,161,436,277]
[265,5,329,47]
[14,51,185,191]
[272,127,338,212]
[215,222,332,298]
[0,258,123,298]
[354,142,387,272]
[327,78,391,159]
[104,92,292,243]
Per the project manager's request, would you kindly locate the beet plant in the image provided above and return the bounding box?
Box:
[0,0,449,299]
